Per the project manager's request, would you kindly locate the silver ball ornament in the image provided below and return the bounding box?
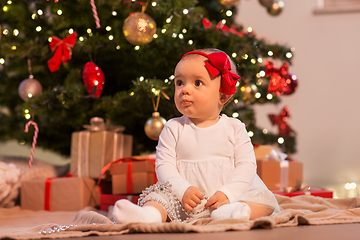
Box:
[144,112,166,140]
[18,76,43,101]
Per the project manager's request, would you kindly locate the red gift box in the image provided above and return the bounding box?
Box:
[100,194,140,211]
[273,190,333,198]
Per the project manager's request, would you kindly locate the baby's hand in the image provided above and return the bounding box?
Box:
[204,191,229,210]
[182,186,204,211]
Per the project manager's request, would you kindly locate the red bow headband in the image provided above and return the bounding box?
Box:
[181,51,241,95]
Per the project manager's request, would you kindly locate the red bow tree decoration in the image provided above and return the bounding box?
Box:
[47,32,77,72]
[265,61,298,97]
[269,107,295,138]
[82,62,105,98]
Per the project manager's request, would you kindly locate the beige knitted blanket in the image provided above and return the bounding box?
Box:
[1,195,360,239]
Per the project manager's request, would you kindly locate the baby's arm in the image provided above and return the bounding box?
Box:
[155,119,193,205]
[217,121,257,203]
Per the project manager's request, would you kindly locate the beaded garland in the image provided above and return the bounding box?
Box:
[138,181,209,222]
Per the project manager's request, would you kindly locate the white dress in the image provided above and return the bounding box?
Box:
[140,114,280,221]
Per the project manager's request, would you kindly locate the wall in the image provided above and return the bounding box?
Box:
[235,0,360,197]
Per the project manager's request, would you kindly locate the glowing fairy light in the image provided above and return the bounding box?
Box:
[36,26,42,32]
[266,93,273,100]
[286,52,293,58]
[232,112,239,118]
[57,9,62,15]
[268,51,274,56]
[248,131,254,137]
[278,137,284,144]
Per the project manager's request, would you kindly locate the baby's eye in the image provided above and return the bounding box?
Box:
[194,80,203,87]
[175,80,183,86]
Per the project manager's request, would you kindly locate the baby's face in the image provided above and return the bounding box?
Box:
[174,56,223,126]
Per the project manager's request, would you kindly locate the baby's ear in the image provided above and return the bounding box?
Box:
[219,93,232,106]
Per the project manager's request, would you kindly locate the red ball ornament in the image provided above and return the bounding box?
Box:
[82,62,105,98]
[282,74,298,95]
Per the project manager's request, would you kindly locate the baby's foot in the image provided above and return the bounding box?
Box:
[211,202,251,221]
[112,199,162,224]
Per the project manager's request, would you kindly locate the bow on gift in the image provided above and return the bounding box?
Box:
[268,106,295,138]
[47,32,77,72]
[181,51,241,95]
[202,18,249,37]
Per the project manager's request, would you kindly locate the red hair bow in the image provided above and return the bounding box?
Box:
[181,51,241,95]
[47,32,77,72]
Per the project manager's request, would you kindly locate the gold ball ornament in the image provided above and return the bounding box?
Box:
[218,0,241,7]
[144,112,166,140]
[240,82,258,103]
[267,1,284,16]
[18,76,43,101]
[123,12,157,46]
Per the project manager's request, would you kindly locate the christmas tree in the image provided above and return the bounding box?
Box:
[0,0,296,158]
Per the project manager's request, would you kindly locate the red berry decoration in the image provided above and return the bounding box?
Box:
[82,62,105,98]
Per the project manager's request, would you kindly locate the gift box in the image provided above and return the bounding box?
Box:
[257,160,303,191]
[100,194,140,211]
[21,177,100,211]
[70,117,133,179]
[110,159,157,195]
[273,190,333,198]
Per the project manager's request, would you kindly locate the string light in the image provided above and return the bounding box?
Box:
[112,11,117,16]
[257,57,263,63]
[262,129,268,134]
[0,58,5,64]
[57,9,62,15]
[151,1,157,7]
[233,99,239,104]
[69,28,74,34]
[37,9,43,15]
[108,35,114,40]
[116,45,120,50]
[106,26,111,31]
[268,51,274,56]
[134,46,140,50]
[242,54,248,60]
[161,29,166,33]
[139,76,144,81]
[3,29,9,35]
[31,14,36,19]
[278,137,284,144]
[248,131,254,137]
[79,36,84,41]
[226,10,232,17]
[3,6,9,12]
[232,53,237,58]
[36,26,42,32]
[266,93,273,100]
[247,27,253,33]
[286,52,293,58]
[178,33,184,39]
[153,33,158,38]
[251,59,256,64]
[255,92,261,98]
[13,29,19,36]
[232,112,239,118]
[188,40,193,45]
[259,70,265,77]
[183,9,189,14]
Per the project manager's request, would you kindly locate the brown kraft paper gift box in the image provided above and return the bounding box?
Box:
[21,177,100,211]
[70,117,133,179]
[110,160,157,195]
[256,160,303,191]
